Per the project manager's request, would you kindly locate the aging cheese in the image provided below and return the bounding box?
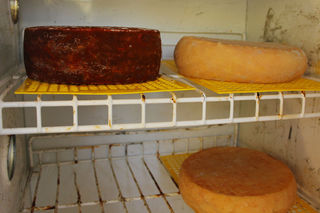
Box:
[174,36,307,83]
[179,147,297,213]
[24,26,161,85]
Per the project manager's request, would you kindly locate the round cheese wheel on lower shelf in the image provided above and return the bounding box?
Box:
[174,36,307,83]
[179,147,297,213]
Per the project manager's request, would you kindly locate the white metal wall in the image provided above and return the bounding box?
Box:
[0,1,29,213]
[19,0,247,58]
[243,0,320,202]
[0,0,20,77]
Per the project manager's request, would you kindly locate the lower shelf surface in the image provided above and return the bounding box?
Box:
[21,154,317,213]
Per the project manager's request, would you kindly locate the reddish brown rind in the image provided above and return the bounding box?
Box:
[24,26,161,85]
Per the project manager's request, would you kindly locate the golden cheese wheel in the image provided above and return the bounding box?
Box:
[179,147,297,213]
[174,36,307,83]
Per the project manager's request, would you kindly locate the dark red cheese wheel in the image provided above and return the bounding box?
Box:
[24,26,162,85]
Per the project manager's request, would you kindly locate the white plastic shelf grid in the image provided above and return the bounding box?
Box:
[21,132,317,213]
[21,133,234,213]
[1,69,320,135]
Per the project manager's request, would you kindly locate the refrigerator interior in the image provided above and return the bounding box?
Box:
[0,0,320,212]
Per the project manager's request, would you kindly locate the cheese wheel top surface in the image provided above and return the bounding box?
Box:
[180,147,296,196]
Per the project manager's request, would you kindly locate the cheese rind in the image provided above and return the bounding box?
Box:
[179,147,297,213]
[174,37,307,83]
[24,26,161,85]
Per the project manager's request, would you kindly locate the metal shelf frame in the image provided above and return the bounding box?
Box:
[1,70,320,135]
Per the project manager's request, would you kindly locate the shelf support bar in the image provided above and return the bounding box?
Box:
[170,92,177,126]
[255,92,260,121]
[279,92,284,119]
[300,91,306,118]
[36,95,42,132]
[201,91,207,125]
[229,93,234,122]
[72,95,78,130]
[108,95,113,129]
[141,94,146,128]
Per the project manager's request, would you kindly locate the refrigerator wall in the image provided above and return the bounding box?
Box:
[240,0,320,202]
[1,0,320,212]
[0,0,29,212]
[19,0,247,58]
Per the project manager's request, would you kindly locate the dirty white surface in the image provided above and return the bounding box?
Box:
[0,0,20,77]
[246,0,320,75]
[19,0,246,33]
[21,131,234,213]
[19,0,246,59]
[239,97,320,204]
[0,0,29,213]
[242,0,320,203]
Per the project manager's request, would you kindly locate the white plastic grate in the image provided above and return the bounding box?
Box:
[21,130,234,213]
[21,134,319,213]
[21,156,191,213]
[1,65,320,135]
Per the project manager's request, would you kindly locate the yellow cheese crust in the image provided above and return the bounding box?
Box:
[179,147,297,213]
[174,37,307,83]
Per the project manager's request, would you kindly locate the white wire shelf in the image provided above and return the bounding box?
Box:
[1,66,320,135]
[21,136,319,213]
[22,133,234,213]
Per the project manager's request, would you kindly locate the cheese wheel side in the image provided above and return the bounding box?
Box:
[178,147,297,213]
[174,36,307,83]
[179,165,297,213]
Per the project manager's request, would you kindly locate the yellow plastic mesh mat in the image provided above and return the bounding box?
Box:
[160,153,318,213]
[14,75,195,95]
[163,60,320,94]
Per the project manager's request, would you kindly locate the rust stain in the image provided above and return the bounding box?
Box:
[171,96,176,103]
[262,8,287,42]
[301,91,306,97]
[92,159,105,212]
[34,206,55,211]
[108,120,112,128]
[297,10,320,23]
[78,146,93,150]
[288,126,292,140]
[109,144,122,147]
[141,94,146,102]
[314,60,320,74]
[256,92,261,104]
[73,170,82,208]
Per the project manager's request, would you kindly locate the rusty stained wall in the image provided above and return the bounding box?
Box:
[246,0,320,75]
[241,0,320,203]
[239,99,320,203]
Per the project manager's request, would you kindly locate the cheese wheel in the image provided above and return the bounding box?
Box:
[179,147,297,213]
[174,36,307,83]
[24,26,161,85]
